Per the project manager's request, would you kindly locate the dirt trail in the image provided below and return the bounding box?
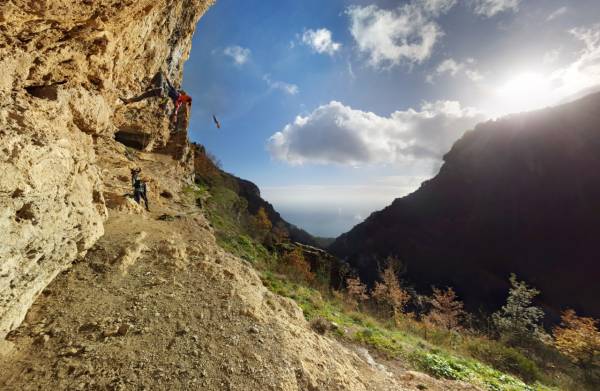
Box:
[0,142,481,391]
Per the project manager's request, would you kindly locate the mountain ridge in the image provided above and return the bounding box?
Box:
[330,91,600,319]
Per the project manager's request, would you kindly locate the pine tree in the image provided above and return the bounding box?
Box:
[492,274,545,344]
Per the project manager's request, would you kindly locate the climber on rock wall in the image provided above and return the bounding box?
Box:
[121,70,193,132]
[170,91,193,133]
[172,90,192,122]
[120,71,179,105]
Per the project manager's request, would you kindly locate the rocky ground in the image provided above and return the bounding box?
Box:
[0,142,483,391]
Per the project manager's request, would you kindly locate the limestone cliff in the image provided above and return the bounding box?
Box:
[0,0,213,340]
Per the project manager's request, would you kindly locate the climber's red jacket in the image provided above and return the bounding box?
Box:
[174,93,192,116]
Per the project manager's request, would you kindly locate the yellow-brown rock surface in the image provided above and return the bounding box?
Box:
[0,0,213,340]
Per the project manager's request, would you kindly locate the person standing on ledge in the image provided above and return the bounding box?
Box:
[130,168,150,211]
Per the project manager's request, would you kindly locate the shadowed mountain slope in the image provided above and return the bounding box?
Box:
[330,92,600,319]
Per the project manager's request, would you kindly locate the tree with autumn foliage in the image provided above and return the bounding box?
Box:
[255,206,272,231]
[253,206,272,241]
[346,276,369,310]
[424,287,465,330]
[371,257,411,320]
[553,309,600,371]
[282,247,314,282]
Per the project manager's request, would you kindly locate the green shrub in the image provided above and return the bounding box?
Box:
[183,184,209,199]
[353,328,403,356]
[416,352,470,381]
[467,340,542,383]
[217,234,271,264]
[350,311,370,325]
[492,274,545,345]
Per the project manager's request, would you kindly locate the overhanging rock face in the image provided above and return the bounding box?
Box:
[0,0,214,340]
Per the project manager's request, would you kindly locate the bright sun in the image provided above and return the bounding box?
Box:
[493,72,556,116]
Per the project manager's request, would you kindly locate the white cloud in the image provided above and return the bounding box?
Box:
[422,0,458,15]
[347,62,356,81]
[346,1,456,69]
[465,69,484,81]
[436,58,464,76]
[263,74,299,95]
[427,58,484,83]
[550,25,600,99]
[471,0,520,18]
[223,45,251,65]
[301,28,342,56]
[547,6,568,21]
[571,25,600,51]
[267,100,485,166]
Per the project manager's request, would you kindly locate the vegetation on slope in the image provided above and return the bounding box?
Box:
[191,144,600,391]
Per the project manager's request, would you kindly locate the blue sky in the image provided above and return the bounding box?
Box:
[183,0,600,237]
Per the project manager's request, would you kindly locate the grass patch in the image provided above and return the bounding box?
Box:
[260,272,556,391]
[412,351,551,391]
[202,184,275,266]
[415,352,470,381]
[183,183,209,199]
[217,234,272,265]
[466,339,543,383]
[182,184,209,208]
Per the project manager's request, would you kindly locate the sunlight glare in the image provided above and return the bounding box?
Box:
[493,72,556,116]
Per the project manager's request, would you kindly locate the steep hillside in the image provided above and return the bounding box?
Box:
[191,144,353,289]
[193,144,318,247]
[331,92,600,319]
